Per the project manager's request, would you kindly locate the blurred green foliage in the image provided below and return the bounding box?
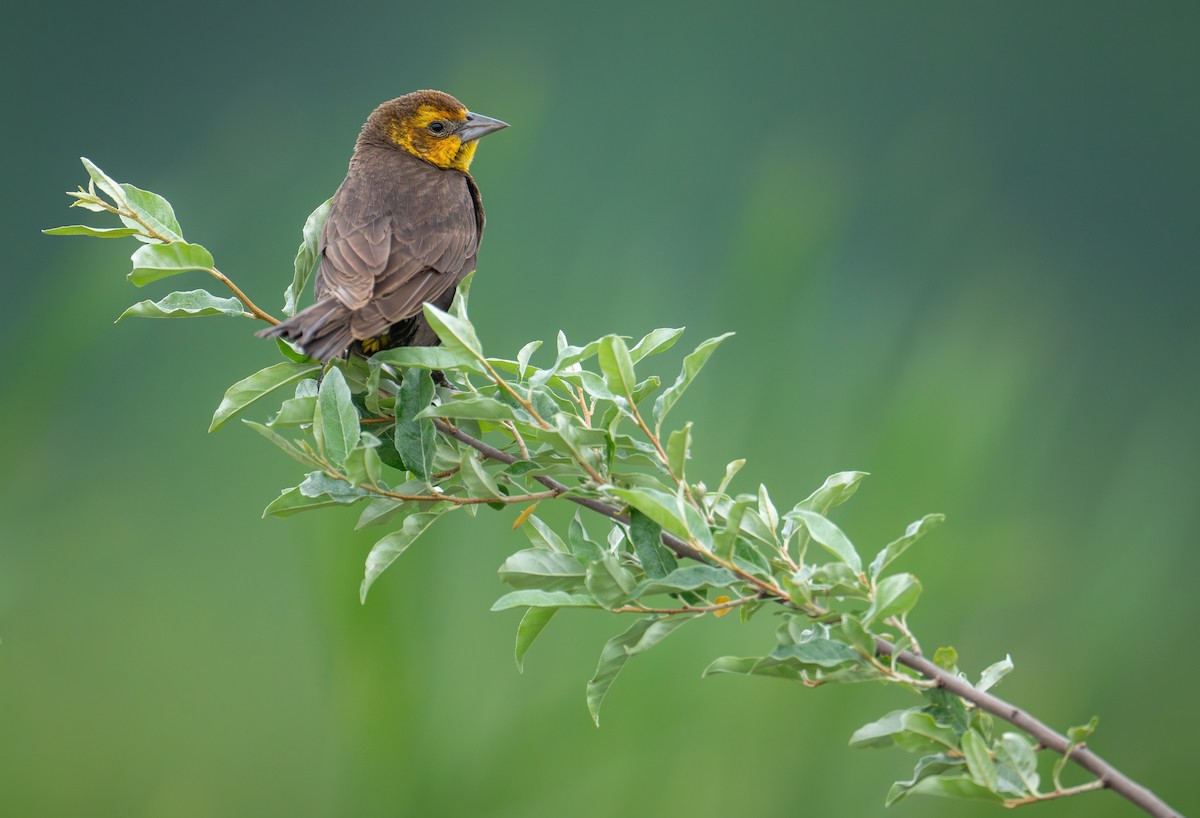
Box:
[3,2,1198,816]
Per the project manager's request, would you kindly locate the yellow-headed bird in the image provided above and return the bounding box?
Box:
[260,90,507,361]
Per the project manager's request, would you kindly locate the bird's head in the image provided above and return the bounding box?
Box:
[363,90,508,172]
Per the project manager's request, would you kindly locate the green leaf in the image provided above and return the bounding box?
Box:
[629,327,685,362]
[523,515,568,553]
[449,271,474,319]
[128,241,214,287]
[757,483,778,537]
[666,423,691,480]
[849,709,959,753]
[869,513,945,577]
[884,755,967,806]
[360,509,450,602]
[890,773,1004,804]
[42,225,141,238]
[712,499,748,561]
[607,486,712,550]
[285,198,330,316]
[298,471,368,503]
[268,396,317,427]
[528,336,602,387]
[996,732,1041,795]
[395,369,437,479]
[771,639,861,669]
[371,346,484,373]
[491,590,599,611]
[961,730,999,792]
[80,157,127,207]
[242,421,322,468]
[653,332,733,431]
[116,289,249,321]
[796,471,869,514]
[419,393,517,421]
[423,302,483,359]
[515,340,542,377]
[977,654,1013,693]
[863,573,922,626]
[784,508,862,573]
[598,334,637,398]
[459,450,502,498]
[314,367,360,466]
[515,607,557,673]
[628,508,676,579]
[840,614,876,658]
[344,438,383,487]
[636,566,736,596]
[585,554,639,609]
[262,486,347,518]
[210,361,320,432]
[933,646,959,671]
[713,458,745,501]
[119,183,184,242]
[499,549,587,591]
[353,480,427,529]
[567,514,604,564]
[586,614,700,725]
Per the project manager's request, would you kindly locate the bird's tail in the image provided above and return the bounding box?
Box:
[256,298,354,363]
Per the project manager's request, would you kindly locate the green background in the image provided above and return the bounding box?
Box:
[4,2,1197,816]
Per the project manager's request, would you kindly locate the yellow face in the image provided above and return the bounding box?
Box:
[388,103,478,172]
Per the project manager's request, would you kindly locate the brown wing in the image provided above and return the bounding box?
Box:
[313,150,482,342]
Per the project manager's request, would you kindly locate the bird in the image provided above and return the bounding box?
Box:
[259,90,508,361]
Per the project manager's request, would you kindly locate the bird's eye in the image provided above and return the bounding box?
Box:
[428,121,446,135]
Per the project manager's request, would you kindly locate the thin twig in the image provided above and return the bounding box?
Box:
[209,267,279,325]
[614,594,760,615]
[1003,779,1108,808]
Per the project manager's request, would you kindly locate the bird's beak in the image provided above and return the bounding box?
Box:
[458,112,509,142]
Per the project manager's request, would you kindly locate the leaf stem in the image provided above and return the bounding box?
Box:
[1002,779,1107,808]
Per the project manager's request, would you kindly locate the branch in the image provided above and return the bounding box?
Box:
[879,642,1182,818]
[434,417,1184,818]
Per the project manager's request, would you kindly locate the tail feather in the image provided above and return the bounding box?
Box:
[257,298,354,362]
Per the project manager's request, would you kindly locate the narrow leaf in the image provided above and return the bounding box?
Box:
[629,327,685,362]
[423,302,483,359]
[785,508,862,573]
[628,508,676,579]
[962,730,1000,792]
[116,289,248,321]
[42,225,141,238]
[315,367,360,466]
[263,486,346,518]
[666,423,691,480]
[586,614,700,725]
[285,198,330,316]
[499,549,587,591]
[371,346,483,372]
[653,332,733,430]
[491,590,599,610]
[80,157,126,207]
[210,361,320,432]
[977,655,1013,693]
[360,510,449,602]
[394,369,437,479]
[869,513,945,577]
[598,334,637,398]
[515,607,557,673]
